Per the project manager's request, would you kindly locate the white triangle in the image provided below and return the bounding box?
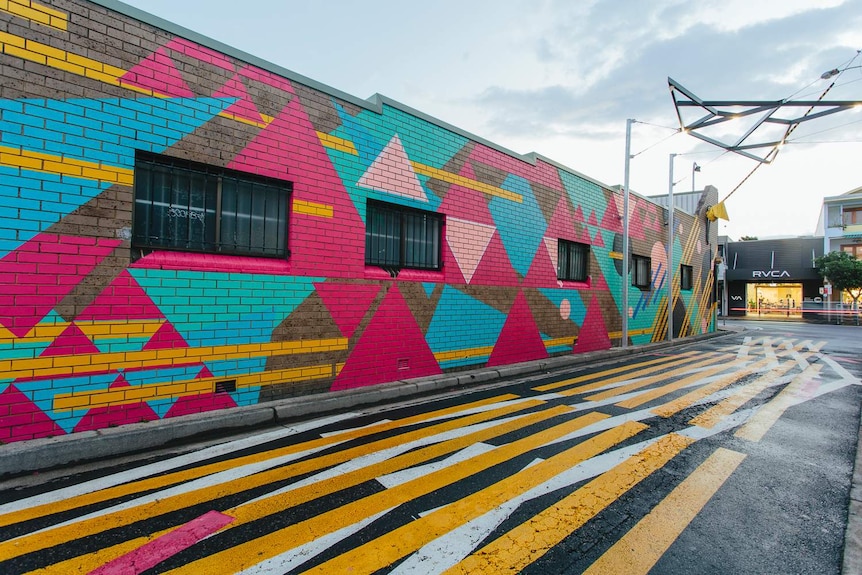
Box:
[357,135,428,202]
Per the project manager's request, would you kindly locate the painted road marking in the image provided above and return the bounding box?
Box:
[532,351,698,392]
[582,447,746,575]
[735,363,824,442]
[614,359,746,409]
[88,511,234,575]
[0,398,542,561]
[442,434,695,574]
[0,394,518,527]
[298,421,649,574]
[161,411,612,574]
[583,354,728,401]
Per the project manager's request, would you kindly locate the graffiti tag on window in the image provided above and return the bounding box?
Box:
[168,207,205,222]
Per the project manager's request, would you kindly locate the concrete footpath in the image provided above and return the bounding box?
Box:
[1,323,860,575]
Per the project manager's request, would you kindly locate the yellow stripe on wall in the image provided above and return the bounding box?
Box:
[0,337,348,382]
[0,145,134,185]
[0,0,67,31]
[293,199,334,218]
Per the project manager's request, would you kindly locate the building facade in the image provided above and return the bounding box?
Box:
[723,237,824,319]
[817,187,862,307]
[0,0,717,443]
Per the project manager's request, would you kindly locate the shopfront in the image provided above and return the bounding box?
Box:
[724,237,824,319]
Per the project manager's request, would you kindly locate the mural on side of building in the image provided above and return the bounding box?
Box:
[0,0,717,442]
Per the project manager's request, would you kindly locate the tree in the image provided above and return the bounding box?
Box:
[815,251,862,325]
[739,235,758,241]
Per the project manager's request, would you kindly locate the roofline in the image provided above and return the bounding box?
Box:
[94,0,618,194]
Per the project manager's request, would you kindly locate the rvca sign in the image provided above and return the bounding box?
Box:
[752,270,791,279]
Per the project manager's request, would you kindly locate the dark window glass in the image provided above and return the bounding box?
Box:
[133,152,290,257]
[632,254,652,289]
[680,264,694,290]
[557,239,589,281]
[365,201,442,272]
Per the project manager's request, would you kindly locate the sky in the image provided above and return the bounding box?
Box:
[118,0,862,240]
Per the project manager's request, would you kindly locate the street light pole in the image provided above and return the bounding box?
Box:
[692,162,700,192]
[668,153,676,341]
[622,119,634,348]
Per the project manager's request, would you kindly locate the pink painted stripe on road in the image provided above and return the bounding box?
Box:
[89,510,234,575]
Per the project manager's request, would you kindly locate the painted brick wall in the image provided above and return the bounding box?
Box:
[0,0,718,443]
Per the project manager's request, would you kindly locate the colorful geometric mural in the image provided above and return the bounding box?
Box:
[0,0,718,443]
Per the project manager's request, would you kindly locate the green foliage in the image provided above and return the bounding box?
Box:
[739,235,758,241]
[815,251,862,302]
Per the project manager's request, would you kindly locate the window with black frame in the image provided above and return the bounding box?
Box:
[631,254,652,289]
[680,264,694,290]
[557,239,589,282]
[365,201,442,273]
[133,152,290,258]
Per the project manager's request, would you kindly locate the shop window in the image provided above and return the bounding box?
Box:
[133,152,290,258]
[557,239,589,282]
[365,201,442,274]
[680,264,693,290]
[632,254,651,289]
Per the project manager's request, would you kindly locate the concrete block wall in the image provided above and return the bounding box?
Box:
[0,0,718,443]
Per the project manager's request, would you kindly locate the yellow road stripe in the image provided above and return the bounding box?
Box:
[412,162,523,203]
[651,355,780,418]
[163,410,609,574]
[445,433,695,574]
[583,353,726,401]
[688,358,801,428]
[734,363,823,442]
[1,397,543,559]
[614,359,746,409]
[582,447,746,575]
[308,420,648,574]
[533,351,697,393]
[0,394,517,528]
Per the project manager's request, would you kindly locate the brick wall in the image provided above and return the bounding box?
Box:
[0,0,718,443]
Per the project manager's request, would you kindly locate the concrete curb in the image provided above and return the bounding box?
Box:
[843,404,862,575]
[0,328,742,478]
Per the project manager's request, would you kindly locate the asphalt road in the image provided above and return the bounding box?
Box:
[0,321,860,574]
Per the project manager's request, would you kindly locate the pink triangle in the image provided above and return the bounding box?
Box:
[0,384,65,443]
[467,231,521,287]
[629,207,647,241]
[164,391,238,419]
[357,135,428,202]
[523,238,561,288]
[331,285,441,391]
[600,195,624,233]
[75,271,165,322]
[544,196,575,239]
[591,270,610,291]
[212,74,266,125]
[487,291,548,367]
[41,323,100,357]
[120,48,195,97]
[573,205,585,223]
[587,210,599,226]
[229,98,365,278]
[443,241,466,284]
[144,322,189,350]
[446,218,496,284]
[315,282,382,339]
[573,295,612,353]
[73,374,160,432]
[0,234,121,337]
[591,229,605,247]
